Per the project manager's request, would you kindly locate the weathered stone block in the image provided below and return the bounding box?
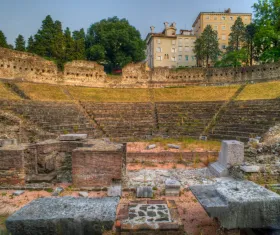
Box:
[59,134,88,141]
[219,140,244,168]
[108,185,122,197]
[190,179,280,230]
[165,179,180,196]
[6,197,120,235]
[0,139,17,147]
[167,144,180,149]
[146,144,156,150]
[240,165,260,173]
[136,186,153,198]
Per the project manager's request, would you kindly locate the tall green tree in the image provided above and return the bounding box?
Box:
[15,34,26,51]
[27,36,35,53]
[244,23,257,65]
[253,0,280,62]
[73,29,86,60]
[86,16,146,70]
[193,37,204,66]
[0,30,8,48]
[64,27,75,61]
[194,25,221,66]
[228,17,246,51]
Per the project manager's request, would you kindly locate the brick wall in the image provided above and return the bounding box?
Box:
[0,148,26,185]
[72,148,123,187]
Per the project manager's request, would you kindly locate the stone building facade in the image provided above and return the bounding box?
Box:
[192,8,252,51]
[146,23,197,68]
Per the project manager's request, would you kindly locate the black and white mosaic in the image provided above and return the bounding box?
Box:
[125,204,171,224]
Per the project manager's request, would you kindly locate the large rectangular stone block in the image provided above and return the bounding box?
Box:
[219,140,244,167]
[6,197,120,235]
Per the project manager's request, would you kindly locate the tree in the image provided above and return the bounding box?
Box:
[253,0,280,62]
[73,29,86,60]
[87,44,105,62]
[64,27,75,61]
[193,38,204,66]
[86,16,146,70]
[0,30,8,48]
[228,17,246,52]
[194,25,221,66]
[15,34,26,51]
[215,49,248,67]
[244,24,257,65]
[27,36,35,53]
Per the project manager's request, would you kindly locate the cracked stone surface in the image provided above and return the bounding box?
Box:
[124,168,216,188]
[123,204,171,225]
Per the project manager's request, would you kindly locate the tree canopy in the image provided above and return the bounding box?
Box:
[86,16,146,71]
[15,34,26,51]
[0,30,8,48]
[193,25,221,66]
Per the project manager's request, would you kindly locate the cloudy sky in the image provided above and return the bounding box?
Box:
[1,0,256,45]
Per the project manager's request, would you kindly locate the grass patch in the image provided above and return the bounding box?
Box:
[0,82,21,100]
[67,87,151,102]
[0,215,8,233]
[16,82,70,101]
[236,81,280,100]
[153,85,240,102]
[145,137,221,151]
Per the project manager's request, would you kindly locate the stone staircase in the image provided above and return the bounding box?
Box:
[81,102,155,140]
[0,100,96,137]
[156,101,224,138]
[209,99,280,141]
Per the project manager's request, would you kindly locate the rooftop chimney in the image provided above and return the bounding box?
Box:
[150,26,155,33]
[224,8,231,13]
[164,22,169,29]
[171,22,177,28]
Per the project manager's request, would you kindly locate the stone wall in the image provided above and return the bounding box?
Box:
[1,47,280,87]
[126,151,218,164]
[0,47,59,83]
[63,60,107,87]
[72,148,124,187]
[0,146,25,185]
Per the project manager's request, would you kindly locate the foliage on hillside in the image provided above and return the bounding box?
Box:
[16,83,70,101]
[236,81,280,100]
[0,82,21,100]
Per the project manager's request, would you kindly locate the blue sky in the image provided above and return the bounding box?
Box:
[1,0,256,45]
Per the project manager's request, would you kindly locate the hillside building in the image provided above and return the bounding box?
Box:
[146,22,197,68]
[192,8,252,51]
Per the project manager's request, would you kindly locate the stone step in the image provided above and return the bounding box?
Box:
[208,162,228,177]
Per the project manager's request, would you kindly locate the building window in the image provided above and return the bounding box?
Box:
[185,47,190,52]
[222,16,226,20]
[171,56,176,62]
[222,25,226,30]
[185,55,189,61]
[214,25,218,30]
[156,47,162,52]
[214,16,218,20]
[221,45,226,49]
[178,47,183,52]
[156,56,162,61]
[157,39,161,44]
[230,16,234,21]
[192,56,195,61]
[178,38,183,45]
[172,40,176,45]
[206,15,210,20]
[222,35,226,40]
[178,55,182,61]
[185,38,189,45]
[171,48,176,53]
[164,54,169,59]
[245,16,248,20]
